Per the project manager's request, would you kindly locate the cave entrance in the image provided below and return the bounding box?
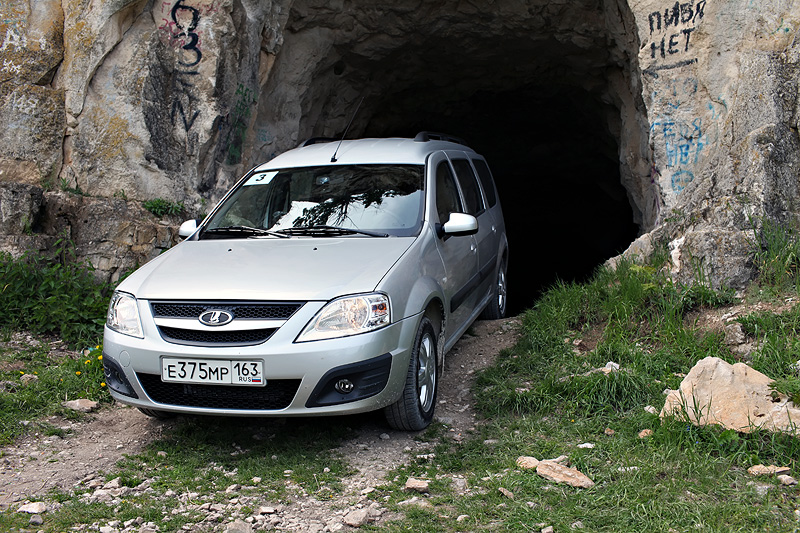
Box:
[260,2,650,314]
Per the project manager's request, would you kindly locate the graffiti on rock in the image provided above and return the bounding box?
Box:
[649,76,725,194]
[221,83,257,165]
[646,1,706,61]
[156,0,217,134]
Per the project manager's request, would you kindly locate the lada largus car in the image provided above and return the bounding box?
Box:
[103,132,508,430]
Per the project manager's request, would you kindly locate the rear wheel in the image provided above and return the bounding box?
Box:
[481,258,508,319]
[384,317,438,431]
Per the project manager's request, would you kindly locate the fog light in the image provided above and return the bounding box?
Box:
[103,356,138,398]
[334,378,354,394]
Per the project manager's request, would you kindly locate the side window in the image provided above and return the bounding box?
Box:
[451,158,484,216]
[471,158,497,208]
[436,161,462,223]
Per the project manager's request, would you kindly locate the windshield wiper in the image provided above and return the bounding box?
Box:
[203,226,289,238]
[277,225,389,238]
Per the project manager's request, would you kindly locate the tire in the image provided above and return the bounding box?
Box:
[481,258,508,319]
[137,407,176,420]
[384,317,438,431]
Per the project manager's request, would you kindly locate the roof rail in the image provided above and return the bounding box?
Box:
[413,131,468,146]
[301,137,337,147]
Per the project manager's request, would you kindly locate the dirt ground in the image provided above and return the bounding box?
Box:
[0,317,522,528]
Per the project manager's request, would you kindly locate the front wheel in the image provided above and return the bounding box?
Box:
[384,317,438,431]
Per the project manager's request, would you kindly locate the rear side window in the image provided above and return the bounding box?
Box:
[451,159,484,216]
[471,158,497,208]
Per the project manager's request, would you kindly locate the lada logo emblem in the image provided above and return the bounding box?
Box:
[199,309,233,326]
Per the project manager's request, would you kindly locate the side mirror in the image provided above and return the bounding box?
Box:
[178,219,198,238]
[441,213,478,237]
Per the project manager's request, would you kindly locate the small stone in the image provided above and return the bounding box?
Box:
[20,374,39,385]
[379,433,391,440]
[62,399,99,413]
[516,456,540,469]
[577,443,595,449]
[404,477,429,493]
[157,451,167,457]
[17,502,47,514]
[258,506,277,515]
[748,464,791,476]
[499,487,514,499]
[638,429,653,438]
[252,477,262,484]
[397,496,432,508]
[542,526,554,533]
[224,519,252,533]
[29,514,44,526]
[604,428,615,436]
[536,461,594,489]
[343,508,370,527]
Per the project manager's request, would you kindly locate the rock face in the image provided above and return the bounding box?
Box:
[661,356,800,436]
[1,1,799,284]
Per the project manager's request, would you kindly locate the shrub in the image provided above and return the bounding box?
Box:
[0,239,111,348]
[143,198,184,218]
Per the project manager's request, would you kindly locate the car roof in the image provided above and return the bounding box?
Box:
[255,135,478,171]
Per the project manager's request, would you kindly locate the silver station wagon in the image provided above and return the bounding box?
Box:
[103,133,508,430]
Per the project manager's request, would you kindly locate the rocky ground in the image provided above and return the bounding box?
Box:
[0,317,521,532]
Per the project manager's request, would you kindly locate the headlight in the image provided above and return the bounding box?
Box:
[296,293,390,342]
[106,291,143,338]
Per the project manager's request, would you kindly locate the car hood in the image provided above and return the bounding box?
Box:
[119,237,416,301]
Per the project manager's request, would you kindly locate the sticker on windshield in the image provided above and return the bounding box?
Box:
[243,171,278,186]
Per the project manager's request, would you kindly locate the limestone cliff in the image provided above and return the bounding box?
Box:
[0,0,798,290]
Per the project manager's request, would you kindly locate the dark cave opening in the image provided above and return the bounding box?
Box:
[361,83,639,315]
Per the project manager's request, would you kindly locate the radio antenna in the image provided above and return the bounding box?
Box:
[331,96,364,162]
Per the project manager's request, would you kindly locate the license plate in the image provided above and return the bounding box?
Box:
[161,358,265,386]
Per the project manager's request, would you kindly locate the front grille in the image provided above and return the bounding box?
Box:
[157,326,276,347]
[138,373,300,410]
[151,301,302,320]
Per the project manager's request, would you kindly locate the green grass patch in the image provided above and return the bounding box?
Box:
[0,344,109,443]
[143,198,185,218]
[380,250,799,531]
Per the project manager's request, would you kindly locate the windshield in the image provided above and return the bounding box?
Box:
[203,164,425,238]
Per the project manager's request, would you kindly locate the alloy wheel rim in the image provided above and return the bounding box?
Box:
[417,333,436,412]
[497,267,507,315]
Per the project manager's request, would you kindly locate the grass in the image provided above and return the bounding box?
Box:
[0,417,352,532]
[143,198,185,218]
[2,218,800,531]
[0,343,108,444]
[371,225,800,531]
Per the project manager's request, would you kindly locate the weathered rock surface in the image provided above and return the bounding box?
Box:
[535,460,595,489]
[1,1,800,286]
[661,356,800,435]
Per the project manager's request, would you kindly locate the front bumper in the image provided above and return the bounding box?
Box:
[102,302,419,417]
